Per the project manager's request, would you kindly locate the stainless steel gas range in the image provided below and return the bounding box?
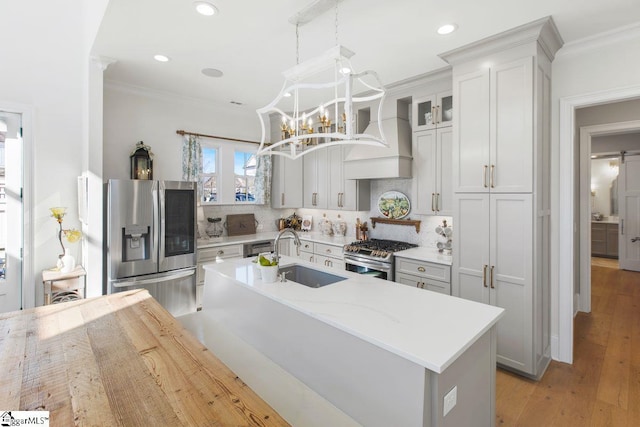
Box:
[343,239,418,281]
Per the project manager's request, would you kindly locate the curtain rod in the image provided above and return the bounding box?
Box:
[176,129,260,145]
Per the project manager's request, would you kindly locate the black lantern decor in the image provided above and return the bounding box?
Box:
[130,141,153,180]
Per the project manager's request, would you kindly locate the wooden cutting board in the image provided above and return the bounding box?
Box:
[226,213,257,236]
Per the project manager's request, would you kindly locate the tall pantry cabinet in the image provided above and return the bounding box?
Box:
[440,17,562,379]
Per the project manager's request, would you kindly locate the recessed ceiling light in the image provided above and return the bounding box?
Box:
[437,24,458,35]
[202,68,224,78]
[154,54,170,62]
[339,67,351,75]
[194,1,217,16]
[283,92,292,98]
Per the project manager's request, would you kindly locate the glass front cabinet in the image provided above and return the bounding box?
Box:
[412,92,453,131]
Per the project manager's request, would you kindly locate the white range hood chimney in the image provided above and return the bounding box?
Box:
[343,100,412,179]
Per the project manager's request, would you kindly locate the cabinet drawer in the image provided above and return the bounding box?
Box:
[314,242,343,259]
[299,240,314,253]
[198,244,243,261]
[197,244,244,284]
[396,272,450,295]
[395,257,451,282]
[315,254,346,271]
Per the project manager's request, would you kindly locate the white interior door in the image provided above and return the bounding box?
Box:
[0,112,23,312]
[619,155,640,271]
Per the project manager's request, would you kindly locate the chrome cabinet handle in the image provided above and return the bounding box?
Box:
[436,193,440,212]
[431,193,435,212]
[217,250,224,256]
[490,165,495,188]
[431,106,436,125]
[483,265,488,288]
[417,266,426,272]
[326,248,332,254]
[483,165,488,188]
[490,265,495,289]
[312,192,317,206]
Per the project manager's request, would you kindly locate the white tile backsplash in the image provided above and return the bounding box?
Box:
[199,179,452,250]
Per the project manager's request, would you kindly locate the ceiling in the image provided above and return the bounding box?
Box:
[93,0,640,111]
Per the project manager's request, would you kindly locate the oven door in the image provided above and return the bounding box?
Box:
[344,255,393,281]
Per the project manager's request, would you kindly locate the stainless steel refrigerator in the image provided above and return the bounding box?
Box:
[107,179,197,316]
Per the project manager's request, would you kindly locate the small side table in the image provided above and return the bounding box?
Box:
[42,265,87,305]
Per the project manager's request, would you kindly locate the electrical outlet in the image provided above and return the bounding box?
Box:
[443,386,457,416]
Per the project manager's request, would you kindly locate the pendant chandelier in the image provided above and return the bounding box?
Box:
[256,0,387,159]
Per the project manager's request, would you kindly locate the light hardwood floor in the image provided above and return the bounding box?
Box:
[496,263,640,426]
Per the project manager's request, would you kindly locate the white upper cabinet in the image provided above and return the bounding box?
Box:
[303,148,328,209]
[271,153,303,208]
[412,92,453,131]
[412,127,453,216]
[327,145,370,211]
[270,115,303,208]
[453,57,533,193]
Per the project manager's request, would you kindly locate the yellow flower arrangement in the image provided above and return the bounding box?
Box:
[63,229,82,243]
[50,207,82,260]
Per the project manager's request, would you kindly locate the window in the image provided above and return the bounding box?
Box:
[200,146,218,202]
[234,151,256,202]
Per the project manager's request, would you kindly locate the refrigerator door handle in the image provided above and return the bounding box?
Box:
[155,184,163,264]
[111,268,195,288]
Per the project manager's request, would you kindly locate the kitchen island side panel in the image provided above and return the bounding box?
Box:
[203,270,427,427]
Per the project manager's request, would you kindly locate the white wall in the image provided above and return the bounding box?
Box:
[551,25,640,361]
[592,132,640,153]
[103,84,261,181]
[0,0,108,306]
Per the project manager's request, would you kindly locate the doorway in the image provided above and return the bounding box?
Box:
[578,120,640,314]
[0,111,23,312]
[558,88,640,365]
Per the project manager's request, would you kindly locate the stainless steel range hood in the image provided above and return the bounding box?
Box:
[343,101,412,179]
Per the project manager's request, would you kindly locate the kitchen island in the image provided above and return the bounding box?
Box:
[196,256,504,427]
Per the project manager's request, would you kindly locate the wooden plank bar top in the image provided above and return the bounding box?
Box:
[0,289,290,426]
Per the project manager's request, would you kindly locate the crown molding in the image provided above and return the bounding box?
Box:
[439,16,564,65]
[386,66,452,93]
[556,22,640,59]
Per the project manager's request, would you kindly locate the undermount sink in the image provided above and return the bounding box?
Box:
[279,264,347,288]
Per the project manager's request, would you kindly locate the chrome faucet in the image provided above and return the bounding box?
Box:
[274,228,301,262]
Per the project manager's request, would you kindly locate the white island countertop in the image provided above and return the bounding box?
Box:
[204,256,504,373]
